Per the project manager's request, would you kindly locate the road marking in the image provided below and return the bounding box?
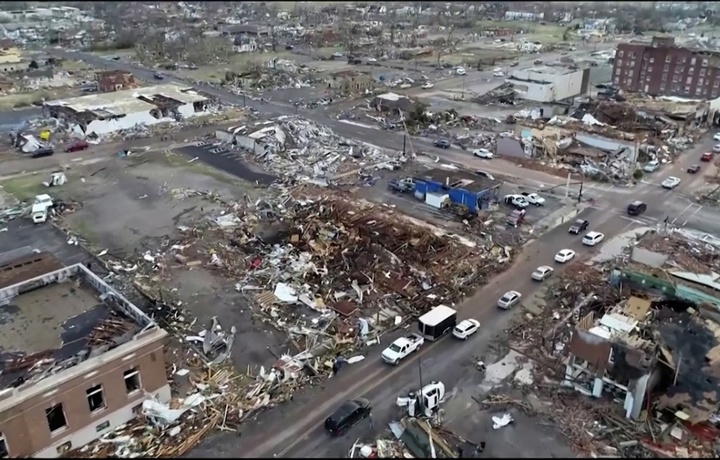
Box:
[671,202,696,225]
[680,204,703,227]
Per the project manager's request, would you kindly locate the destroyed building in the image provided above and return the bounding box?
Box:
[371,92,417,114]
[326,70,373,93]
[95,70,136,93]
[0,253,169,458]
[42,84,210,137]
[506,66,590,104]
[564,229,720,424]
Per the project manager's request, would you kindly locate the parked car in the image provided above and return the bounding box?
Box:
[154,72,165,80]
[497,290,522,310]
[504,194,529,209]
[434,139,451,148]
[474,170,495,180]
[421,82,434,89]
[531,265,554,281]
[472,148,494,159]
[31,147,54,158]
[687,164,701,174]
[554,249,576,264]
[713,133,720,141]
[455,67,466,76]
[582,231,605,247]
[712,144,720,153]
[452,319,480,340]
[661,176,681,189]
[520,192,546,206]
[569,219,589,234]
[701,152,713,162]
[643,159,660,172]
[324,399,371,436]
[627,201,647,216]
[65,140,89,152]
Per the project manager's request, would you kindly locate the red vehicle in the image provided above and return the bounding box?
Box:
[65,140,89,152]
[701,152,713,162]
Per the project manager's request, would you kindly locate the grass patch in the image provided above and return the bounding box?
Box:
[0,174,47,202]
[181,51,296,82]
[59,59,91,72]
[67,216,98,243]
[475,20,568,44]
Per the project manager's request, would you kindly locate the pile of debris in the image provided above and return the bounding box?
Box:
[350,417,484,459]
[241,117,406,182]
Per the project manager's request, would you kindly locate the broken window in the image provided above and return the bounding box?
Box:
[95,421,110,432]
[664,63,669,71]
[45,404,67,433]
[618,50,624,58]
[616,59,623,67]
[695,86,702,95]
[0,433,8,458]
[703,59,709,67]
[665,55,671,63]
[124,368,141,393]
[649,57,655,63]
[660,83,666,92]
[699,78,705,86]
[615,67,621,76]
[613,76,619,84]
[684,85,691,93]
[631,52,637,58]
[662,73,667,82]
[701,68,707,76]
[86,385,105,412]
[691,57,697,65]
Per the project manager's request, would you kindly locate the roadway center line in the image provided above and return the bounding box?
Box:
[681,205,703,227]
[671,202,696,225]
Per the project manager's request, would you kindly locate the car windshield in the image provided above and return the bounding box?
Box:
[501,294,513,302]
[574,220,584,225]
[388,344,402,353]
[533,269,543,276]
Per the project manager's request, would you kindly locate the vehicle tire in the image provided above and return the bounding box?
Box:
[463,336,468,341]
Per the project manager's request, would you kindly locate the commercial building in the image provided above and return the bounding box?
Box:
[507,66,590,103]
[0,255,169,458]
[413,168,501,214]
[613,36,720,99]
[43,83,210,137]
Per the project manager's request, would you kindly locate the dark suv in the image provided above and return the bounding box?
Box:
[324,399,371,436]
[434,139,451,148]
[627,201,647,216]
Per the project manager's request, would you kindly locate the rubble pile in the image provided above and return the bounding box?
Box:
[503,243,720,458]
[221,193,507,338]
[247,117,403,181]
[351,417,483,458]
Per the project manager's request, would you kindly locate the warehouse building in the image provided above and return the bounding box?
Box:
[43,83,210,138]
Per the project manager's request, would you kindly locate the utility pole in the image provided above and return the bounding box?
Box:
[403,134,407,155]
[578,181,584,204]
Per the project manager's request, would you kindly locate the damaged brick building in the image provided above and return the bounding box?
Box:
[0,253,169,458]
[613,36,720,100]
[95,70,136,93]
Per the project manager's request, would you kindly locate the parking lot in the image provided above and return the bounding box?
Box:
[176,142,276,185]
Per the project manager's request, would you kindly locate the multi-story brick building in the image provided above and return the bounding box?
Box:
[612,36,720,99]
[0,256,169,458]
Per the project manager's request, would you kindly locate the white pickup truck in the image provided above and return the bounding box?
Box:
[381,334,425,365]
[521,192,546,206]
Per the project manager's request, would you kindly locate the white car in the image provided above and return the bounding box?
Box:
[367,57,377,63]
[421,82,434,89]
[452,319,480,340]
[456,67,466,76]
[497,290,522,310]
[713,144,720,153]
[582,231,605,247]
[554,249,576,264]
[493,71,505,77]
[643,159,660,173]
[661,176,681,189]
[473,148,494,159]
[714,133,720,142]
[504,194,529,209]
[531,265,554,281]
